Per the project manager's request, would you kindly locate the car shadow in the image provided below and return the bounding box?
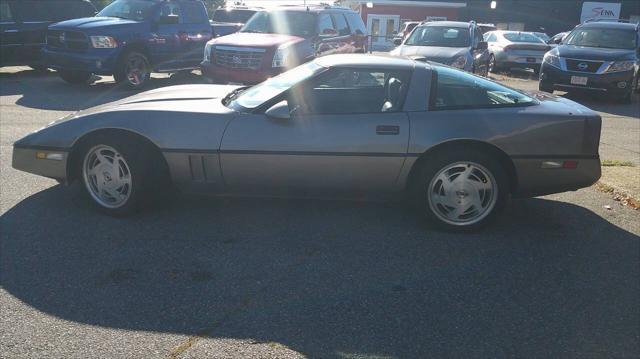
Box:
[561,91,640,118]
[0,68,209,111]
[1,186,638,357]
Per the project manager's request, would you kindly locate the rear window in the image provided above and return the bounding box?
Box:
[406,26,470,47]
[213,9,256,23]
[241,10,317,38]
[503,32,545,43]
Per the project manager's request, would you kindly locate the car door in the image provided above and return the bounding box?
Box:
[0,0,19,65]
[315,12,340,56]
[219,67,411,194]
[150,2,182,70]
[331,13,354,53]
[177,0,212,68]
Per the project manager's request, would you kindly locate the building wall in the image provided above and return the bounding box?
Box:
[360,5,460,23]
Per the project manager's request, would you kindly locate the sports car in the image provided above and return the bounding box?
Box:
[12,54,602,231]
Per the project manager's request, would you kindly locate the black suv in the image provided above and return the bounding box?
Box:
[0,0,96,69]
[539,20,640,102]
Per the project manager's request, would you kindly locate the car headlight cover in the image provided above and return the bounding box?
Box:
[451,55,467,69]
[204,42,213,62]
[605,60,635,73]
[543,53,560,68]
[272,45,292,68]
[90,36,117,48]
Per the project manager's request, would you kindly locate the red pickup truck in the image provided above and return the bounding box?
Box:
[201,5,368,84]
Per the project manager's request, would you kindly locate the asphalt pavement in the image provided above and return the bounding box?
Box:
[1,67,639,358]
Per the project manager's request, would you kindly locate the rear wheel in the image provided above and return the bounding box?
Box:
[114,51,151,90]
[410,150,509,231]
[59,70,92,84]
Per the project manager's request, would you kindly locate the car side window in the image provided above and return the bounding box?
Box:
[332,13,350,36]
[0,1,13,22]
[289,68,410,114]
[430,66,535,110]
[181,1,207,24]
[318,13,336,35]
[484,33,496,42]
[345,12,366,35]
[473,28,483,46]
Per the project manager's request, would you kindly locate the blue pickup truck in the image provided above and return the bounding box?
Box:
[44,0,212,89]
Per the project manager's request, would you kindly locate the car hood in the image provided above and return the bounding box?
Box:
[210,32,305,48]
[49,17,144,32]
[76,85,241,117]
[554,45,636,61]
[391,46,468,64]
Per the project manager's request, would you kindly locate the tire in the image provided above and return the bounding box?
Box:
[410,149,509,232]
[488,54,499,73]
[59,70,92,84]
[538,80,554,93]
[617,89,633,104]
[114,50,151,90]
[532,66,540,75]
[78,134,168,216]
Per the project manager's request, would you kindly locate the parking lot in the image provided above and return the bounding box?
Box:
[1,67,639,358]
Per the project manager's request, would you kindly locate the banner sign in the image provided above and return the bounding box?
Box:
[580,2,621,23]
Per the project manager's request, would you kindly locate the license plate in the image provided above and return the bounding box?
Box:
[571,76,588,86]
[526,57,536,63]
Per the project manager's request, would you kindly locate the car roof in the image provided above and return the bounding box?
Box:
[315,54,420,70]
[580,21,638,30]
[419,21,471,28]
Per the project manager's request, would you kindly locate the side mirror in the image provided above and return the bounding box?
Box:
[320,28,338,38]
[393,38,402,46]
[157,15,179,25]
[265,101,290,120]
[476,41,488,50]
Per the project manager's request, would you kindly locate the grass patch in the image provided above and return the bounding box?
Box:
[601,160,635,167]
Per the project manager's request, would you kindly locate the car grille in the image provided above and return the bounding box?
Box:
[565,58,603,73]
[47,30,88,51]
[214,46,266,69]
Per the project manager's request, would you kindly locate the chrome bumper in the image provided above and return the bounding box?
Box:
[12,146,69,180]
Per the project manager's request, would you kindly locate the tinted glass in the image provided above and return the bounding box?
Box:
[213,9,256,23]
[406,26,470,47]
[332,13,350,36]
[181,1,207,23]
[318,13,335,33]
[0,1,13,22]
[432,66,535,110]
[345,12,366,35]
[292,68,411,114]
[564,28,637,50]
[97,0,156,21]
[503,32,545,43]
[241,11,317,38]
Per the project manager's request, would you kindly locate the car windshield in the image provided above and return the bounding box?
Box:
[228,62,325,110]
[564,28,637,49]
[213,9,256,23]
[405,26,470,47]
[503,32,545,43]
[97,0,155,21]
[241,10,317,38]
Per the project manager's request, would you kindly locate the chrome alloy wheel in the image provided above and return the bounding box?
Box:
[83,145,132,208]
[125,55,148,86]
[427,162,498,226]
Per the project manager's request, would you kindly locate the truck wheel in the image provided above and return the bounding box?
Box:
[59,70,92,85]
[538,80,554,94]
[115,51,151,90]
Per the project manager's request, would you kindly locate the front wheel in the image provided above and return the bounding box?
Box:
[59,70,92,84]
[488,55,499,73]
[411,150,509,231]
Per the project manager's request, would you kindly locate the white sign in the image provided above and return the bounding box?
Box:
[580,2,621,23]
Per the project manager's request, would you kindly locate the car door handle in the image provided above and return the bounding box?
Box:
[376,125,399,135]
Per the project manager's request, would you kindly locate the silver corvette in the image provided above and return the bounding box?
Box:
[12,54,602,230]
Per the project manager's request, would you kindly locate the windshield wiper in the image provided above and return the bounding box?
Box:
[222,86,250,105]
